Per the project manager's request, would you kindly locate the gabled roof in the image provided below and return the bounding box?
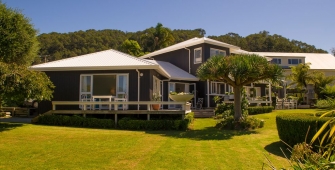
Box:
[146,60,199,81]
[31,49,158,71]
[140,37,241,59]
[251,52,335,70]
[30,49,199,81]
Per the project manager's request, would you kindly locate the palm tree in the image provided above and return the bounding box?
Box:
[196,54,283,121]
[312,71,335,99]
[287,63,313,89]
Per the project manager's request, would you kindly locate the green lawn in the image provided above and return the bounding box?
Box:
[0,109,321,170]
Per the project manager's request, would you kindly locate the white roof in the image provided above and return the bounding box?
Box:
[30,49,199,81]
[140,37,241,59]
[31,49,158,71]
[251,52,335,70]
[146,60,199,81]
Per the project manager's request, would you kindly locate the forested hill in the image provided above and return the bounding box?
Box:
[36,23,327,64]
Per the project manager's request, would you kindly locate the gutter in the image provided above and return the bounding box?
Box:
[136,69,141,110]
[184,47,191,73]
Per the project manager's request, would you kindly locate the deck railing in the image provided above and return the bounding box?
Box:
[52,101,191,112]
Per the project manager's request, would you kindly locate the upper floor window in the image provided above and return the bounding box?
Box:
[271,58,281,64]
[288,59,302,65]
[210,48,226,57]
[194,48,202,64]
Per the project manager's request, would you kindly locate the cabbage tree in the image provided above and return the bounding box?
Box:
[196,54,283,121]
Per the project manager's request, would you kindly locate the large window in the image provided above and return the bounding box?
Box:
[80,74,128,100]
[194,48,202,64]
[153,76,161,95]
[271,58,281,64]
[210,48,226,57]
[288,59,302,65]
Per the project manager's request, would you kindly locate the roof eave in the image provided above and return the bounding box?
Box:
[30,65,159,71]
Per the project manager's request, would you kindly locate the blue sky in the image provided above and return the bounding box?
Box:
[3,0,335,53]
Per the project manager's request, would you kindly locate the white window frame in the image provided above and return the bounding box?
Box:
[79,73,129,109]
[210,81,225,94]
[272,58,281,64]
[288,59,302,65]
[194,47,202,64]
[153,76,161,98]
[210,48,226,57]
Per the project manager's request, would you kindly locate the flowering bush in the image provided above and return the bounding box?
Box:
[152,92,161,101]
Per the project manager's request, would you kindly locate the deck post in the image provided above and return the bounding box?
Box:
[147,114,150,120]
[83,114,86,118]
[147,104,150,111]
[182,113,185,120]
[52,104,56,110]
[114,114,117,128]
[114,104,117,111]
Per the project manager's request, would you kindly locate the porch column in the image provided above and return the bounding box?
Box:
[251,83,254,101]
[207,79,210,108]
[269,83,272,106]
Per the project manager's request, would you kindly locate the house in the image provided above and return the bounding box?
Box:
[31,49,198,114]
[31,37,335,114]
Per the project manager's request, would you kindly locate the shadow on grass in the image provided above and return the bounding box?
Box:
[264,141,291,159]
[0,123,24,133]
[146,126,257,141]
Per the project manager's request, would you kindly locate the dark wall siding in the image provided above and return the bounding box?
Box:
[39,69,146,114]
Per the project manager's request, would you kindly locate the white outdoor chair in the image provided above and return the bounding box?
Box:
[80,94,92,110]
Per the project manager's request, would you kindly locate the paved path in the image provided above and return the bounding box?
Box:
[0,117,32,123]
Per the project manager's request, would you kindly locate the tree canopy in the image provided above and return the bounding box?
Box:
[196,54,283,120]
[208,31,327,53]
[36,25,328,64]
[0,2,54,107]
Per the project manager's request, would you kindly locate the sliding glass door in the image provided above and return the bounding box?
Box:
[79,74,128,109]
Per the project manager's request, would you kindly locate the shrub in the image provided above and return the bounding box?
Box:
[276,113,331,147]
[319,85,335,99]
[315,98,335,109]
[34,115,114,129]
[216,116,264,130]
[247,106,273,115]
[118,112,194,131]
[0,112,6,117]
[214,103,233,115]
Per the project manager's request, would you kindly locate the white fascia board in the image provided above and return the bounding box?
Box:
[171,77,199,81]
[141,39,240,59]
[30,65,159,71]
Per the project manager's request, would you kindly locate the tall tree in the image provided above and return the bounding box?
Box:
[0,2,54,107]
[196,54,283,121]
[331,47,335,56]
[119,39,144,57]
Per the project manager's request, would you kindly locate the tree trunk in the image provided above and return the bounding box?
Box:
[233,86,242,121]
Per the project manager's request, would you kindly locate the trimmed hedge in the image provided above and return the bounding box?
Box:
[248,106,273,115]
[118,112,194,131]
[34,115,114,129]
[276,113,331,146]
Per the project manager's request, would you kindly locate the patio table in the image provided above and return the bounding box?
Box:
[92,95,114,110]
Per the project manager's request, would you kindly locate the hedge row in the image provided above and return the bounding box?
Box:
[276,113,331,146]
[34,115,114,129]
[33,112,194,131]
[248,106,274,115]
[118,112,194,131]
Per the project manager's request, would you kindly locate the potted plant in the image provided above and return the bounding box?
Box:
[229,92,234,100]
[224,92,229,101]
[151,92,161,110]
